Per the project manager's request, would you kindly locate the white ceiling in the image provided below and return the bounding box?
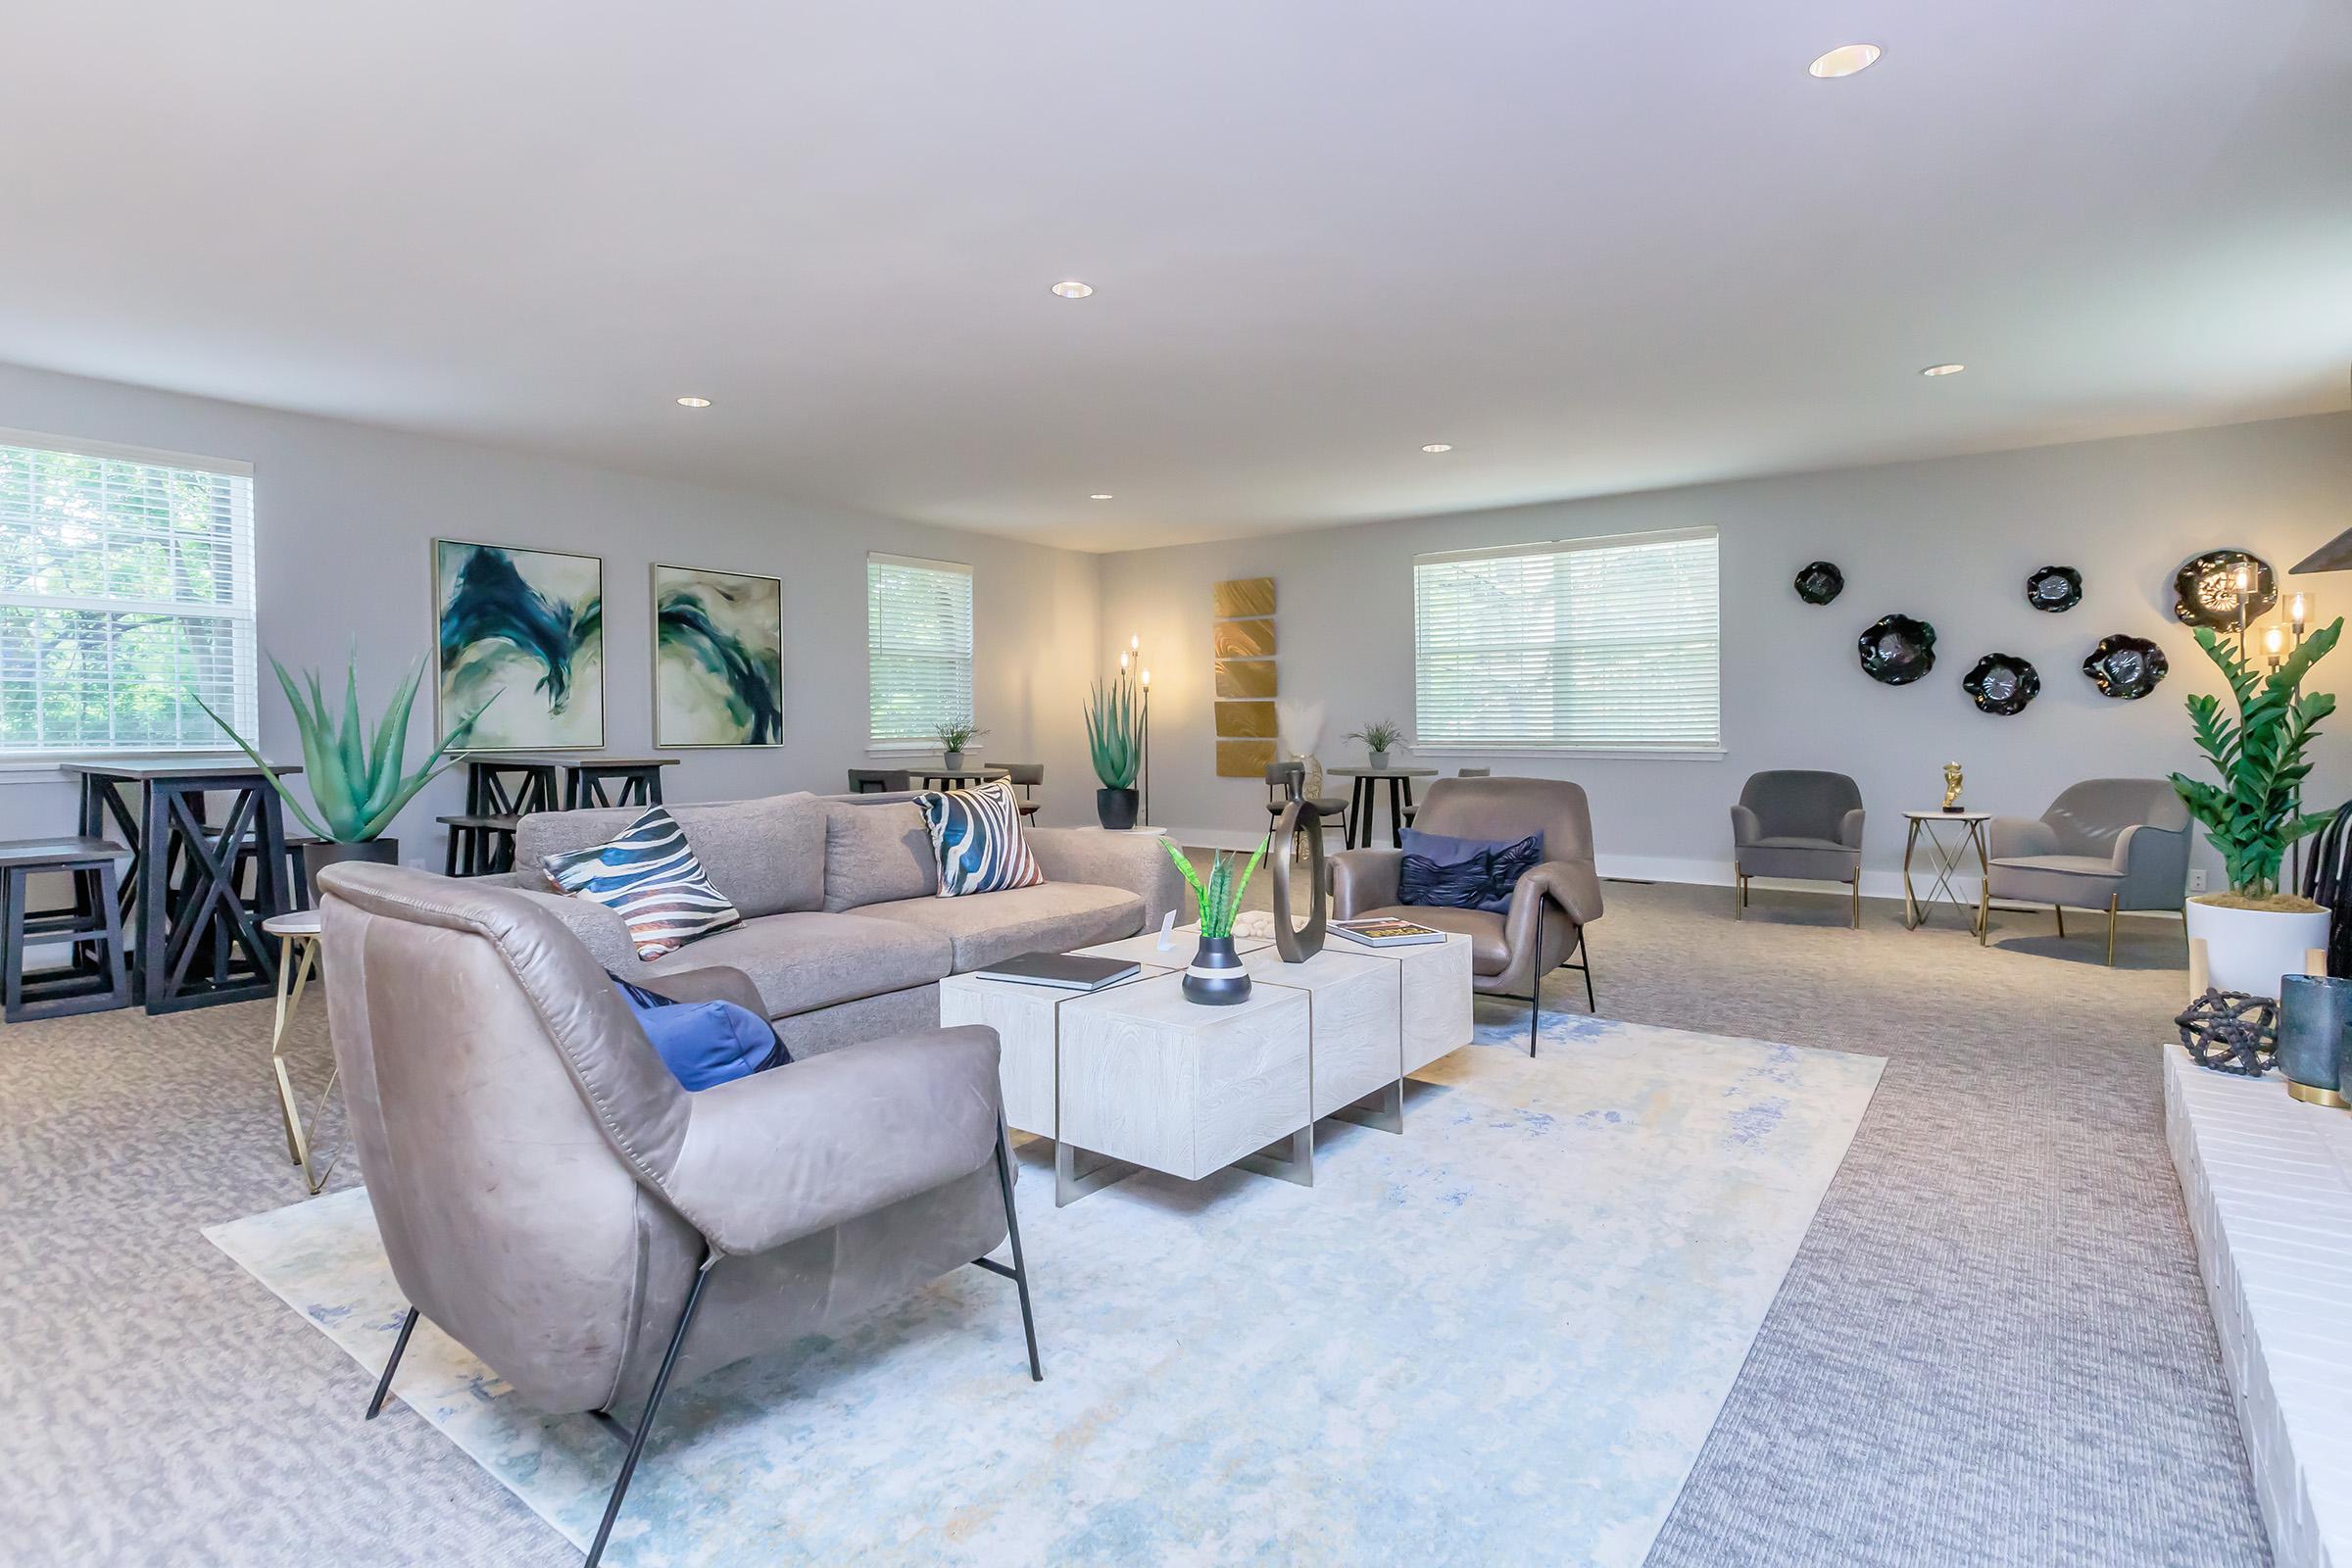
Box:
[3,2,2348,551]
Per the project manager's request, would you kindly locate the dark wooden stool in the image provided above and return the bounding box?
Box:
[439,814,520,876]
[0,837,132,1022]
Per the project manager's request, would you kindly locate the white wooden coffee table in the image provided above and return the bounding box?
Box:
[939,927,1472,1205]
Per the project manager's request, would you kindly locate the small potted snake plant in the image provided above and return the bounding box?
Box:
[1347,718,1405,770]
[1161,837,1268,1004]
[1084,670,1144,829]
[935,715,987,770]
[198,648,491,901]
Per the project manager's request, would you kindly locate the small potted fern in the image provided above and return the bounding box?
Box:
[935,715,987,770]
[1161,837,1269,1004]
[1347,718,1405,769]
[2173,616,2342,996]
[1084,670,1144,829]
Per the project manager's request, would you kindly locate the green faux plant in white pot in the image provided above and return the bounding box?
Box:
[2172,616,2342,996]
[1347,718,1405,770]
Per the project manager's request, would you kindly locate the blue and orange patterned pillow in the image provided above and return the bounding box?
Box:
[917,778,1046,898]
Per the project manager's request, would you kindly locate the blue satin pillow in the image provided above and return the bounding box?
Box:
[611,975,788,1091]
[1397,828,1544,914]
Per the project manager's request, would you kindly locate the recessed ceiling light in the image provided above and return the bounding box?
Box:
[675,395,711,408]
[1050,279,1094,299]
[1807,43,1881,78]
[1090,493,1114,501]
[1421,443,1453,454]
[1920,363,1966,377]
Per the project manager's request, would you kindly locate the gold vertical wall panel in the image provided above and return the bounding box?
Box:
[1215,701,1277,738]
[1211,618,1277,659]
[1216,738,1278,777]
[1212,577,1277,619]
[1214,659,1278,699]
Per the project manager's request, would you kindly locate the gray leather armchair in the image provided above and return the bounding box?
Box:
[1329,775,1603,1055]
[316,864,1040,1567]
[1732,769,1866,927]
[1986,777,2190,963]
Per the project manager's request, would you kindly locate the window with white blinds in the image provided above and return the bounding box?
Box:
[867,553,975,749]
[0,433,258,757]
[1414,527,1721,753]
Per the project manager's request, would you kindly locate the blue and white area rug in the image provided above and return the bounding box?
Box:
[207,1009,1882,1566]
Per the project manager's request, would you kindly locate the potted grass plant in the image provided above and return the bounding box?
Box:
[198,648,491,900]
[1347,718,1405,769]
[1085,669,1144,829]
[2172,616,2343,996]
[934,715,987,770]
[1161,836,1268,1004]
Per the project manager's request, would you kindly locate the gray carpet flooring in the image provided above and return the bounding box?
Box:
[0,880,2268,1566]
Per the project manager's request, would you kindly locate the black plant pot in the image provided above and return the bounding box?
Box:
[302,838,400,905]
[1183,935,1252,1005]
[2276,973,2352,1106]
[1096,787,1140,830]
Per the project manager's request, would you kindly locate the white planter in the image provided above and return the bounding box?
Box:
[2184,898,2330,998]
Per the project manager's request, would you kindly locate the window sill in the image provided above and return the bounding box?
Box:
[1408,747,1727,761]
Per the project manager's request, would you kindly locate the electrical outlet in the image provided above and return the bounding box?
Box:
[2189,869,2209,893]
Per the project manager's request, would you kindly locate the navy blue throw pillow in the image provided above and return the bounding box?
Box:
[611,974,789,1091]
[1397,828,1544,913]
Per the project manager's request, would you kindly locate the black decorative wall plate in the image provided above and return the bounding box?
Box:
[1963,653,2040,714]
[2025,565,2082,612]
[1793,562,1844,605]
[2082,634,2168,700]
[1857,613,1936,685]
[2173,550,2276,629]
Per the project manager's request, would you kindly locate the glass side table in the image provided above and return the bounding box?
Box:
[1901,809,1992,945]
[265,909,341,1194]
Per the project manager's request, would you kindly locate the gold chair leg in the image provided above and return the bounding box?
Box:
[2107,895,2118,966]
[2054,905,2066,939]
[1852,876,1861,928]
[1735,869,1744,919]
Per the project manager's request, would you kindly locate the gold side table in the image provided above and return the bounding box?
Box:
[266,909,340,1194]
[1901,809,1992,945]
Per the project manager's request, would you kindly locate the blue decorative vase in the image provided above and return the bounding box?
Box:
[2276,973,2352,1107]
[1183,935,1252,1005]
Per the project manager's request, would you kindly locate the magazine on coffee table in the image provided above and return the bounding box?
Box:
[975,951,1143,991]
[1329,917,1446,949]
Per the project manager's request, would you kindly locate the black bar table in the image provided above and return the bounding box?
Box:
[501,756,680,810]
[461,758,562,816]
[915,765,1011,791]
[1326,765,1440,849]
[65,759,299,1014]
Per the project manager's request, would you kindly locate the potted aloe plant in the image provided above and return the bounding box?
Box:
[934,715,987,770]
[1161,836,1269,1004]
[198,648,491,900]
[1085,669,1144,829]
[2173,616,2343,996]
[1347,718,1406,769]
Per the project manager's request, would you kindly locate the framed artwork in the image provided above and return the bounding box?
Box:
[432,538,606,751]
[651,563,784,747]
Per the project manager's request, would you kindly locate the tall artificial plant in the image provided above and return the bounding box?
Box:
[2170,617,2343,898]
[1162,837,1268,939]
[196,649,492,843]
[1085,668,1143,790]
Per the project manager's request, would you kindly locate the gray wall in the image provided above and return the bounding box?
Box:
[1100,412,2352,897]
[0,361,1105,858]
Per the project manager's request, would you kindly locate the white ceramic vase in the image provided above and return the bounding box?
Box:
[2184,897,2330,999]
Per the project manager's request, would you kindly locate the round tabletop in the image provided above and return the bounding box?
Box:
[1903,809,1992,821]
[264,908,323,938]
[1327,766,1441,778]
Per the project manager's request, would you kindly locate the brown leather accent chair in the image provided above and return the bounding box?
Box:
[1328,775,1603,1055]
[316,863,1041,1567]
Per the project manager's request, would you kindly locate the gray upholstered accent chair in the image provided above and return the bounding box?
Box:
[1265,760,1349,849]
[315,864,1040,1567]
[1329,775,1603,1054]
[1731,770,1866,927]
[1986,777,2190,963]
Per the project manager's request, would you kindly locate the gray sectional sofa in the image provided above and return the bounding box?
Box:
[492,790,1188,1057]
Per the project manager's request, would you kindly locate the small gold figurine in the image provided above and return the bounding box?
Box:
[1940,761,1964,812]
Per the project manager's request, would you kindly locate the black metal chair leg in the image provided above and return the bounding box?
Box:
[1579,934,1596,1010]
[1527,986,1541,1056]
[367,1306,420,1419]
[587,1249,718,1568]
[993,1124,1043,1382]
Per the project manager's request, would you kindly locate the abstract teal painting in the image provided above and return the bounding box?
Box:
[653,563,783,747]
[434,539,605,750]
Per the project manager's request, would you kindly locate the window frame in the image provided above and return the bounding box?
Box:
[0,427,260,765]
[1411,525,1724,760]
[864,551,976,754]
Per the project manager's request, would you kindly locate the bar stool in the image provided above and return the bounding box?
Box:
[265,907,340,1195]
[0,837,132,1022]
[438,814,520,876]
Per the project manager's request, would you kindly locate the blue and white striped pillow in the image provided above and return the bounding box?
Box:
[918,778,1045,898]
[541,807,742,959]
